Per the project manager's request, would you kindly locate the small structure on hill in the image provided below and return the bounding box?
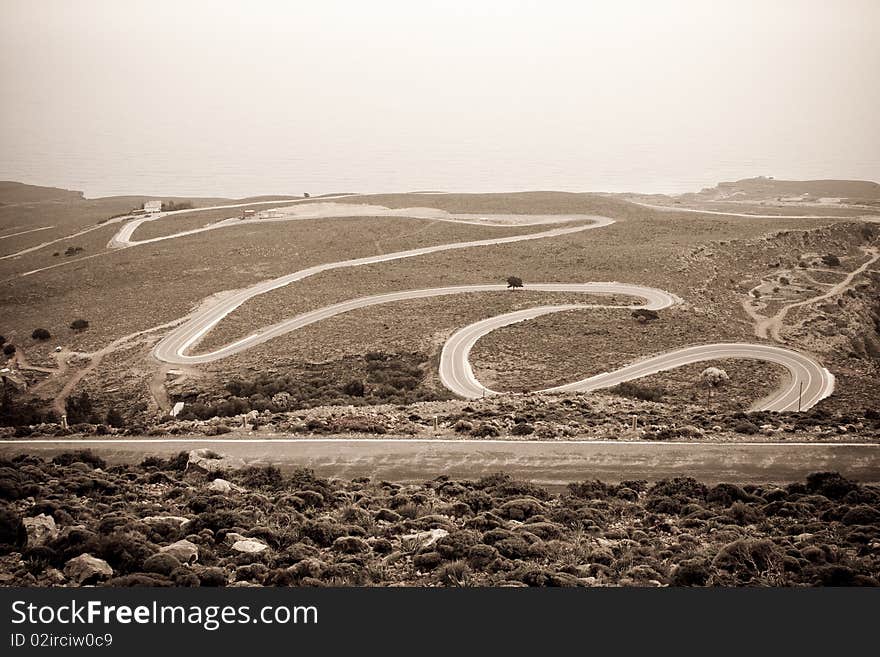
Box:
[143,200,162,214]
[241,209,256,220]
[0,367,26,392]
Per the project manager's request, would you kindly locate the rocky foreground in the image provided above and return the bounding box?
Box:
[1,450,879,587]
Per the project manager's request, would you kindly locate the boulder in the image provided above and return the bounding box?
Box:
[400,528,449,551]
[43,568,66,585]
[186,449,246,474]
[64,554,113,584]
[160,539,199,563]
[231,539,269,554]
[24,513,58,547]
[208,478,243,493]
[142,516,190,528]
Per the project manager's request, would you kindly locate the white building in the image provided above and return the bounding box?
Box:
[143,200,162,214]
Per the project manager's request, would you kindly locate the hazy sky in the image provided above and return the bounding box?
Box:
[1,0,878,197]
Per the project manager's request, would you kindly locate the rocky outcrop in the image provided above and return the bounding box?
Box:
[160,539,199,563]
[208,478,244,494]
[64,554,113,585]
[231,539,269,554]
[186,449,246,474]
[24,514,58,547]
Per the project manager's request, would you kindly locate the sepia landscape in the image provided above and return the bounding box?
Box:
[1,177,879,587]
[1,1,878,591]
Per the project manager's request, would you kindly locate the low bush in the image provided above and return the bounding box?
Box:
[611,382,664,402]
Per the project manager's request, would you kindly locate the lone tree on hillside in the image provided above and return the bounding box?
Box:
[2,344,15,357]
[69,319,89,332]
[31,328,51,341]
[506,276,524,289]
[700,366,730,409]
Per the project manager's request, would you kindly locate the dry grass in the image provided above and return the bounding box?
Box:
[470,306,753,392]
[3,188,878,423]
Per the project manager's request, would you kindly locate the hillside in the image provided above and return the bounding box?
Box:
[0,452,877,587]
[681,177,880,204]
[0,182,878,440]
[0,182,85,205]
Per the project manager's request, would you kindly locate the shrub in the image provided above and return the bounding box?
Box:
[841,505,880,526]
[0,506,26,555]
[821,254,841,267]
[497,498,545,520]
[649,478,708,500]
[506,276,524,289]
[105,408,125,428]
[299,520,345,547]
[707,483,758,506]
[142,553,181,576]
[435,531,479,560]
[106,574,170,587]
[51,450,106,469]
[160,201,193,212]
[670,559,711,586]
[65,392,96,424]
[332,536,370,554]
[733,420,759,434]
[611,382,664,402]
[2,344,15,357]
[470,422,500,438]
[31,328,51,340]
[511,423,534,436]
[237,465,284,490]
[413,551,444,570]
[436,560,471,586]
[631,308,659,323]
[805,472,858,500]
[69,319,89,332]
[341,379,365,396]
[712,538,783,577]
[198,567,228,587]
[95,533,155,574]
[466,544,498,568]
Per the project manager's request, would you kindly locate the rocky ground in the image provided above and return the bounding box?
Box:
[1,450,878,587]
[3,391,880,442]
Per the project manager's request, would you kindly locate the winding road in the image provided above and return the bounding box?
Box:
[130,204,835,412]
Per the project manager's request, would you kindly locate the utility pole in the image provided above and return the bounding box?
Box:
[798,381,803,412]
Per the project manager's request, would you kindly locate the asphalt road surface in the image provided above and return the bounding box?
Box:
[150,218,616,362]
[141,204,835,410]
[442,323,834,411]
[1,439,876,487]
